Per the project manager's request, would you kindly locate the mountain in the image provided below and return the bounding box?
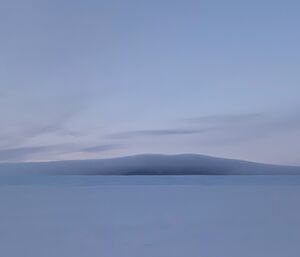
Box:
[0,154,300,175]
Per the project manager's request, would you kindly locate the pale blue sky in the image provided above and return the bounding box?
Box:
[0,0,300,164]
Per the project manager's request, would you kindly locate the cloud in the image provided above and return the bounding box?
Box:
[0,142,123,162]
[185,111,300,145]
[80,144,121,153]
[0,145,63,162]
[0,105,84,149]
[186,112,263,124]
[111,128,209,139]
[108,113,264,142]
[23,109,84,139]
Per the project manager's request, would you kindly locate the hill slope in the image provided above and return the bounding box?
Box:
[0,154,300,175]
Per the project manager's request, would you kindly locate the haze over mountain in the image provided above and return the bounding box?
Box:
[1,154,300,176]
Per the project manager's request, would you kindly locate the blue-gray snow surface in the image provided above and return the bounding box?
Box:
[1,175,300,257]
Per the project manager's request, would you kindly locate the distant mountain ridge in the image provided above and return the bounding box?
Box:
[0,154,300,175]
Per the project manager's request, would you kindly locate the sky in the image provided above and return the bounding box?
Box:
[0,0,300,164]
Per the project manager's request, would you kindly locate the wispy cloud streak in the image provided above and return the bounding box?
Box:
[111,128,209,139]
[0,145,62,162]
[80,144,121,153]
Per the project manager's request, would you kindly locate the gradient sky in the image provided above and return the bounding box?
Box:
[1,0,300,164]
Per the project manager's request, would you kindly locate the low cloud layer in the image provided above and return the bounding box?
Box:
[1,110,300,163]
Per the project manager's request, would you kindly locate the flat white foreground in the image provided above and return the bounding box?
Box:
[0,176,300,257]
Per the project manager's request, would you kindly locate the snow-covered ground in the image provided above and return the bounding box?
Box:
[1,175,300,257]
